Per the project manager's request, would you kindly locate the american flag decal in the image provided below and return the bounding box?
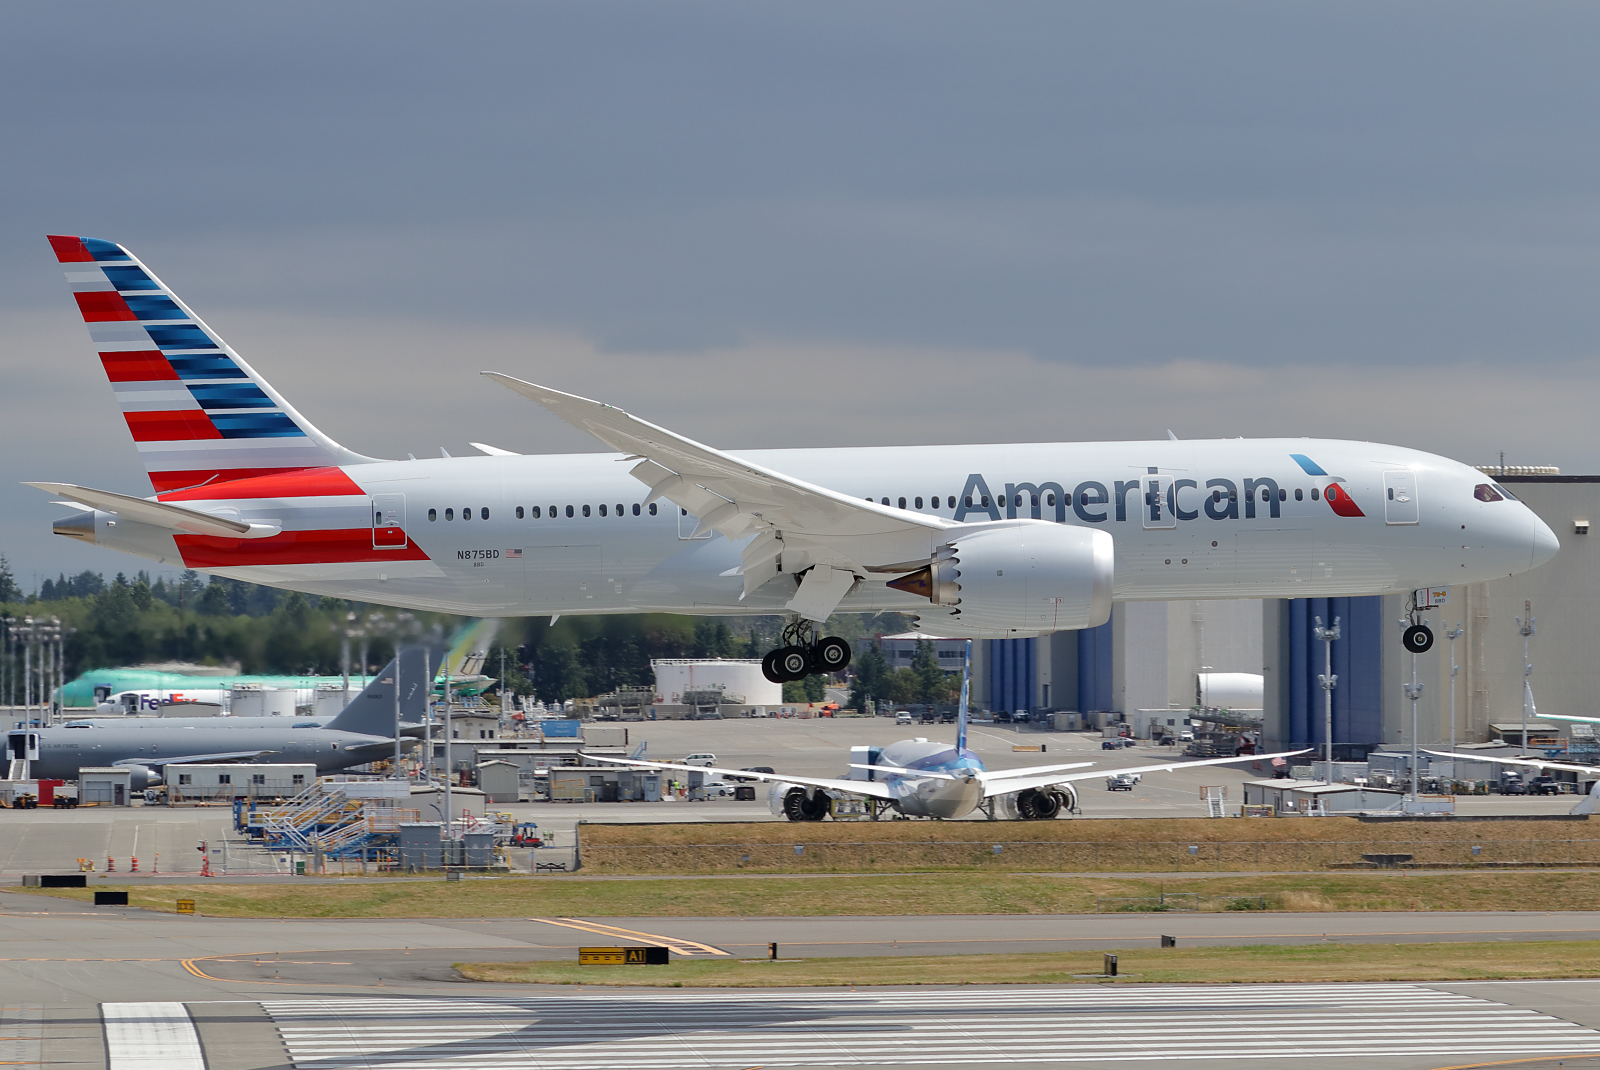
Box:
[506,548,523,559]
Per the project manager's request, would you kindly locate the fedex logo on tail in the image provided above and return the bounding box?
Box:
[1290,454,1365,517]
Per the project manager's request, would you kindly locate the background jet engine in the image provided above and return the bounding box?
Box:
[887,520,1113,636]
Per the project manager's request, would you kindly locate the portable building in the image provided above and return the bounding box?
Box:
[78,767,133,806]
[167,763,316,802]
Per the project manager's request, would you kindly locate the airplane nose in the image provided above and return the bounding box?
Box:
[1531,514,1560,569]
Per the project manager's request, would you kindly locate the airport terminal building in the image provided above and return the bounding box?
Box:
[965,472,1599,756]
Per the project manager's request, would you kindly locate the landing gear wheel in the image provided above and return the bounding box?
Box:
[776,645,812,681]
[761,649,786,684]
[1402,624,1434,654]
[813,636,852,673]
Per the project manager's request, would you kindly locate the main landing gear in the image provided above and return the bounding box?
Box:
[761,619,852,684]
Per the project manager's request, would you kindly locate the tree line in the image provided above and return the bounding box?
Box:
[1,553,954,707]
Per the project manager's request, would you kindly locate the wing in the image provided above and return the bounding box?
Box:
[1423,749,1600,776]
[483,374,952,618]
[25,482,281,539]
[113,750,275,768]
[596,756,896,800]
[979,749,1311,800]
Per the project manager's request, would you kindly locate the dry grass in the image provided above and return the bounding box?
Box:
[20,868,1600,918]
[576,817,1600,874]
[458,940,1600,988]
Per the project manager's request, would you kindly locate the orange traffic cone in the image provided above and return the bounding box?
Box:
[106,856,115,872]
[130,856,139,872]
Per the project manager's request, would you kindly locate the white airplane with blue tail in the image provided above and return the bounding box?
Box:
[607,642,1306,821]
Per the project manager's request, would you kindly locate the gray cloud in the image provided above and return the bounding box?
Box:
[4,2,1600,580]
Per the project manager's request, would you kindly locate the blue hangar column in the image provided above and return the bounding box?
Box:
[984,619,1111,716]
[1262,596,1384,759]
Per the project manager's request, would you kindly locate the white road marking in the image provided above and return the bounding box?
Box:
[260,983,1600,1068]
[103,1002,206,1070]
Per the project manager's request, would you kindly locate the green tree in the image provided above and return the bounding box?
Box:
[911,638,953,703]
[0,554,19,604]
[782,675,825,702]
[198,583,231,616]
[849,643,890,711]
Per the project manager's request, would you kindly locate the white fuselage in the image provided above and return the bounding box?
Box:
[72,437,1557,631]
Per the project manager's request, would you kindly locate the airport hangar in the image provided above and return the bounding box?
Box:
[949,469,1596,758]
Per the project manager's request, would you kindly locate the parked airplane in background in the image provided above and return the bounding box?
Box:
[608,642,1305,820]
[30,236,1559,684]
[55,619,497,712]
[6,649,431,791]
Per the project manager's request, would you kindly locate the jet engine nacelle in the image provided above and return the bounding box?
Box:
[889,520,1113,636]
[994,783,1078,820]
[119,764,157,791]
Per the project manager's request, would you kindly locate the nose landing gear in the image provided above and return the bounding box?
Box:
[761,620,852,683]
[1401,593,1435,654]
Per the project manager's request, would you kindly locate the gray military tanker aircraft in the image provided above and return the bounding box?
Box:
[10,646,439,791]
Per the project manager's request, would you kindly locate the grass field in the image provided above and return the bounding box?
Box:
[577,816,1600,874]
[457,940,1600,988]
[21,869,1600,917]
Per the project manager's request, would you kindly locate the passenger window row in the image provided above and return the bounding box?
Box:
[426,503,661,522]
[864,487,1331,513]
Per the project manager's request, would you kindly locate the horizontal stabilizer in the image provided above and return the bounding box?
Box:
[25,482,280,538]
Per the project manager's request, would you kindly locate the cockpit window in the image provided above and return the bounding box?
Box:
[1474,484,1504,502]
[1492,482,1518,501]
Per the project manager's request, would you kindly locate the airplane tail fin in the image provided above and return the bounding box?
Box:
[326,644,441,736]
[956,639,972,754]
[46,235,376,493]
[442,619,500,681]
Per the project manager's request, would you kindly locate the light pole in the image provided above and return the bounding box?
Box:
[390,612,415,780]
[1,617,12,711]
[1446,623,1463,758]
[1313,616,1340,774]
[1516,602,1536,754]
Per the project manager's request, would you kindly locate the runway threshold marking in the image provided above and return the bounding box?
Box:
[529,917,731,956]
[102,1002,204,1070]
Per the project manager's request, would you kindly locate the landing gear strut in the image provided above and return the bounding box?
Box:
[761,619,852,684]
[1401,595,1434,654]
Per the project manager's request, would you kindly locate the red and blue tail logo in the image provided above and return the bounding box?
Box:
[48,235,370,492]
[1290,453,1365,517]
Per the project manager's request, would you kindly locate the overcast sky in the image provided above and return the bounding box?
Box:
[5,2,1600,586]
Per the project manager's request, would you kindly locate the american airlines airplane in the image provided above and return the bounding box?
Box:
[31,235,1559,694]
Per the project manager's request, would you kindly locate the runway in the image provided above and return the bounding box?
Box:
[5,893,1600,1068]
[116,984,1600,1070]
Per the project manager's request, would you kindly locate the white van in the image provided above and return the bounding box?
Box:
[683,753,717,767]
[895,711,913,725]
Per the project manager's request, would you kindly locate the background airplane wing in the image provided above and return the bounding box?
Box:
[978,749,1310,799]
[113,750,275,768]
[484,374,951,615]
[597,756,896,800]
[1423,749,1600,775]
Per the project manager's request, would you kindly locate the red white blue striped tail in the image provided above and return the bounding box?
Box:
[48,235,374,493]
